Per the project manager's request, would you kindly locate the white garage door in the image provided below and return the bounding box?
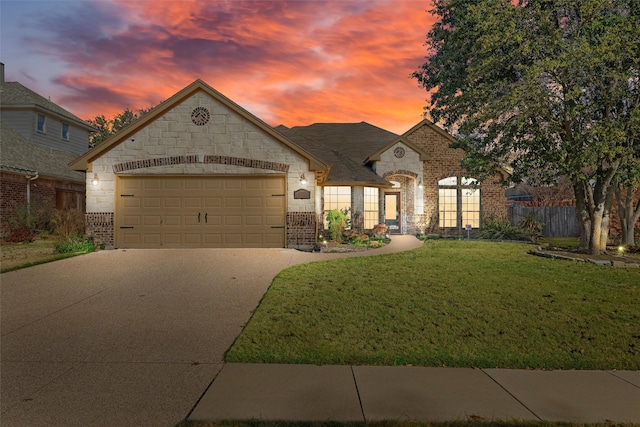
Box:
[115,175,286,248]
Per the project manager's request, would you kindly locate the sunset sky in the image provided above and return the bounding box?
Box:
[1,1,436,134]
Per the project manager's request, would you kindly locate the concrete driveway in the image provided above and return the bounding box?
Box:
[1,237,422,427]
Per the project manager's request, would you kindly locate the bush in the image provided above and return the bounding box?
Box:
[2,202,53,242]
[51,209,93,254]
[520,213,544,242]
[326,209,348,242]
[475,216,527,241]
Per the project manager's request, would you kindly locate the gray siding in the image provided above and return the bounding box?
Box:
[2,110,89,156]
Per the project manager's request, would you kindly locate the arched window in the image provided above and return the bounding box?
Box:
[438,176,481,229]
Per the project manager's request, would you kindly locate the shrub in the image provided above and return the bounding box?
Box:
[54,235,95,254]
[475,216,527,241]
[51,209,94,254]
[520,213,544,242]
[51,209,85,239]
[326,209,348,243]
[1,202,52,242]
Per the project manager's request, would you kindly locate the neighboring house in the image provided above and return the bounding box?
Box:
[0,64,93,234]
[70,79,507,249]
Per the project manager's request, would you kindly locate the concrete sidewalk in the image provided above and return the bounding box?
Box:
[189,364,640,424]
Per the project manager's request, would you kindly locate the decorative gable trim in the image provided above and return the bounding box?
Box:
[112,155,290,173]
[364,136,429,163]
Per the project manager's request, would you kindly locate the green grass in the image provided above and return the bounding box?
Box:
[0,236,93,273]
[226,240,640,370]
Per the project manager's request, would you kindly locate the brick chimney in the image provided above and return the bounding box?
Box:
[0,62,4,85]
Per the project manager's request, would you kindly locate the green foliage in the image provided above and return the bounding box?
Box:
[54,236,95,254]
[326,209,348,242]
[474,217,527,241]
[414,0,640,253]
[87,107,154,148]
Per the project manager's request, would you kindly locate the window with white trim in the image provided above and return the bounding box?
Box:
[438,176,481,228]
[364,187,379,229]
[323,186,351,228]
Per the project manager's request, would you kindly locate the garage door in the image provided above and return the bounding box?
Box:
[115,175,286,248]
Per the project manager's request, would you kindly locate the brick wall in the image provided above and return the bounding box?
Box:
[405,123,507,231]
[286,211,318,248]
[86,212,114,248]
[1,172,84,234]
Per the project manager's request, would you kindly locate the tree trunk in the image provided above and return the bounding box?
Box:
[616,184,640,246]
[574,180,612,254]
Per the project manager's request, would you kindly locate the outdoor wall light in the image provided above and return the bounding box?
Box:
[300,173,307,185]
[418,179,424,189]
[91,173,99,186]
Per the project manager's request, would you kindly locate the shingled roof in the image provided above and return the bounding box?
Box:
[0,122,85,182]
[276,122,397,186]
[0,81,94,130]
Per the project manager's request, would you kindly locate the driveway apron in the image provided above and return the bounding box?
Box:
[1,236,423,427]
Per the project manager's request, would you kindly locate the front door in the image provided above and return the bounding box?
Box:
[385,192,401,234]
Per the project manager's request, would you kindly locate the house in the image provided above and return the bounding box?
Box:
[70,79,507,249]
[0,63,94,235]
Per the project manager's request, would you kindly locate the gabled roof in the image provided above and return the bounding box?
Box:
[69,79,328,173]
[402,118,457,143]
[276,122,397,186]
[0,81,95,131]
[0,122,85,182]
[364,136,429,163]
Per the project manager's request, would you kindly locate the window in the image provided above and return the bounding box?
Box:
[323,186,351,228]
[37,114,46,133]
[438,176,481,228]
[364,187,379,229]
[61,122,70,140]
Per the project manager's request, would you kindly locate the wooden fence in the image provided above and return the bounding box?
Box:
[508,205,580,237]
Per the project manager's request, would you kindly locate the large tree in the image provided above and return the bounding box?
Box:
[414,0,640,254]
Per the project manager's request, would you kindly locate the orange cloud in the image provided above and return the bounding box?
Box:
[23,0,436,134]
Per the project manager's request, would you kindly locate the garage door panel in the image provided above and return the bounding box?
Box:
[164,216,181,226]
[224,197,242,208]
[122,198,141,208]
[224,215,242,226]
[143,216,162,226]
[164,197,181,208]
[245,216,262,226]
[121,215,141,226]
[143,197,162,208]
[205,215,222,226]
[116,175,286,248]
[184,198,202,208]
[204,197,222,208]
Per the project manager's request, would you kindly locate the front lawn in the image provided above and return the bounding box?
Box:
[226,240,640,370]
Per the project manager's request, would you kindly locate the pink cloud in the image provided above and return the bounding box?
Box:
[17,0,435,134]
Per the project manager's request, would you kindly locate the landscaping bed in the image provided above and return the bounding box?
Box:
[226,240,640,370]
